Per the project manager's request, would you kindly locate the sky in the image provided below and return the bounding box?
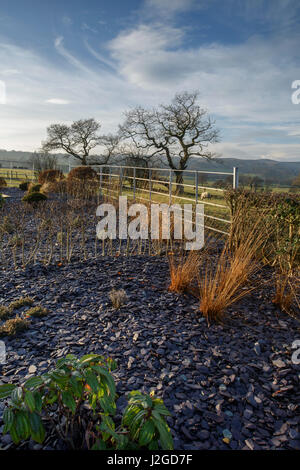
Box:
[0,0,300,161]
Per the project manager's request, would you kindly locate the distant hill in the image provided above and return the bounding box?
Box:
[0,149,299,185]
[187,157,300,185]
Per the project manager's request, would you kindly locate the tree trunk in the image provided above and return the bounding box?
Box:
[175,171,184,195]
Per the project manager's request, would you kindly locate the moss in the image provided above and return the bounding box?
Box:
[0,316,30,336]
[0,305,12,321]
[22,191,47,204]
[26,305,49,318]
[9,297,34,311]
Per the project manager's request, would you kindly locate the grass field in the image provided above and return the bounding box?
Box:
[0,168,37,187]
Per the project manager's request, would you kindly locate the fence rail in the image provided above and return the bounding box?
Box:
[91,164,238,236]
[0,160,238,236]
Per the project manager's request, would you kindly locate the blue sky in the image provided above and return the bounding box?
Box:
[0,0,300,161]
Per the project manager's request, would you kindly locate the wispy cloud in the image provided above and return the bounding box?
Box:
[54,36,92,74]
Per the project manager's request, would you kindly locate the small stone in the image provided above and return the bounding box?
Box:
[223,429,232,439]
[272,359,286,368]
[28,365,37,374]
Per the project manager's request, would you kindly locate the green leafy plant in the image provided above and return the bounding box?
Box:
[93,390,173,450]
[22,192,47,204]
[19,181,30,191]
[0,354,173,450]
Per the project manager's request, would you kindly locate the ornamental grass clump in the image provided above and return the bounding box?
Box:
[198,213,268,324]
[109,289,128,309]
[168,251,203,294]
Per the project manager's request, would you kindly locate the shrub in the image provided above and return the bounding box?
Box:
[28,183,42,193]
[67,166,97,181]
[22,192,47,204]
[38,169,64,185]
[109,289,128,309]
[0,354,173,450]
[0,316,29,336]
[66,166,98,199]
[19,181,30,191]
[0,177,7,188]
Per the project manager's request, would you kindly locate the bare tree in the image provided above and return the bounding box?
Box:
[42,118,119,166]
[88,133,121,166]
[120,91,219,193]
[29,151,58,173]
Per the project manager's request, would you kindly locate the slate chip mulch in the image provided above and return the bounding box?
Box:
[0,253,299,450]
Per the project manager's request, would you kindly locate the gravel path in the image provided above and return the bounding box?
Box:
[0,254,299,450]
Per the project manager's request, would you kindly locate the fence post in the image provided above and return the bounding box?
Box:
[99,166,103,198]
[119,167,123,195]
[195,171,199,203]
[149,168,152,203]
[133,167,136,201]
[169,170,172,205]
[233,167,239,189]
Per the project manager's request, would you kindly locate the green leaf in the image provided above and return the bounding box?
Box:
[148,439,159,450]
[92,366,116,399]
[91,439,107,450]
[79,354,104,365]
[33,392,43,413]
[62,390,76,414]
[16,411,30,440]
[11,386,23,404]
[139,419,155,447]
[85,372,100,393]
[153,418,173,450]
[24,376,44,390]
[99,395,116,415]
[10,422,21,445]
[0,384,17,399]
[24,390,36,412]
[28,412,45,444]
[3,408,14,433]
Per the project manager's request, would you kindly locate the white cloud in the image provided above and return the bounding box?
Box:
[46,98,70,105]
[0,14,299,162]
